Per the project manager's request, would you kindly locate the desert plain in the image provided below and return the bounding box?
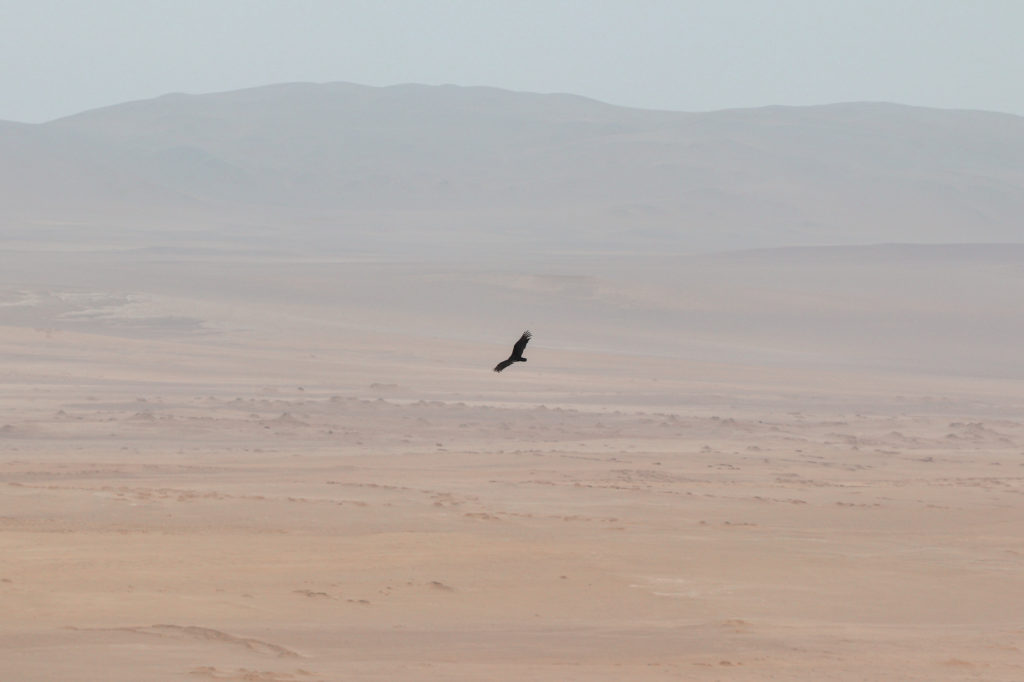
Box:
[1,244,1023,681]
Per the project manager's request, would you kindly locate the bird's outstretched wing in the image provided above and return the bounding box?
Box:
[511,330,531,359]
[493,359,514,372]
[493,330,532,372]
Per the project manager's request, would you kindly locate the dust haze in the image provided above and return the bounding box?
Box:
[2,84,1023,680]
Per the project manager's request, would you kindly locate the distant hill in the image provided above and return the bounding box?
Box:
[3,82,1023,254]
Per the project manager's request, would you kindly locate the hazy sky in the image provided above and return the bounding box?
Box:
[3,0,1023,123]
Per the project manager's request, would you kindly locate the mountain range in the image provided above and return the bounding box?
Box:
[3,82,1023,255]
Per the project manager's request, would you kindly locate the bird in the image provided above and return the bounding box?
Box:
[493,330,531,372]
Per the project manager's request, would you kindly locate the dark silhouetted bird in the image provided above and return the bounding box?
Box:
[493,330,531,372]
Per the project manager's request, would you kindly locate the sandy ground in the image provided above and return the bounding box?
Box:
[2,255,1024,681]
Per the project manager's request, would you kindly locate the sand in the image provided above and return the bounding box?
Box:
[2,251,1023,680]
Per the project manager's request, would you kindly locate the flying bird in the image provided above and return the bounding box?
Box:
[493,330,531,372]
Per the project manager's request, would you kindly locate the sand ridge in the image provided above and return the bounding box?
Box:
[3,363,1023,679]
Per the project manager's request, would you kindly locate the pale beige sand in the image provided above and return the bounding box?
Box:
[2,251,1023,680]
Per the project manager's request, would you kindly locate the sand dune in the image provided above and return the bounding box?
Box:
[2,243,1023,680]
